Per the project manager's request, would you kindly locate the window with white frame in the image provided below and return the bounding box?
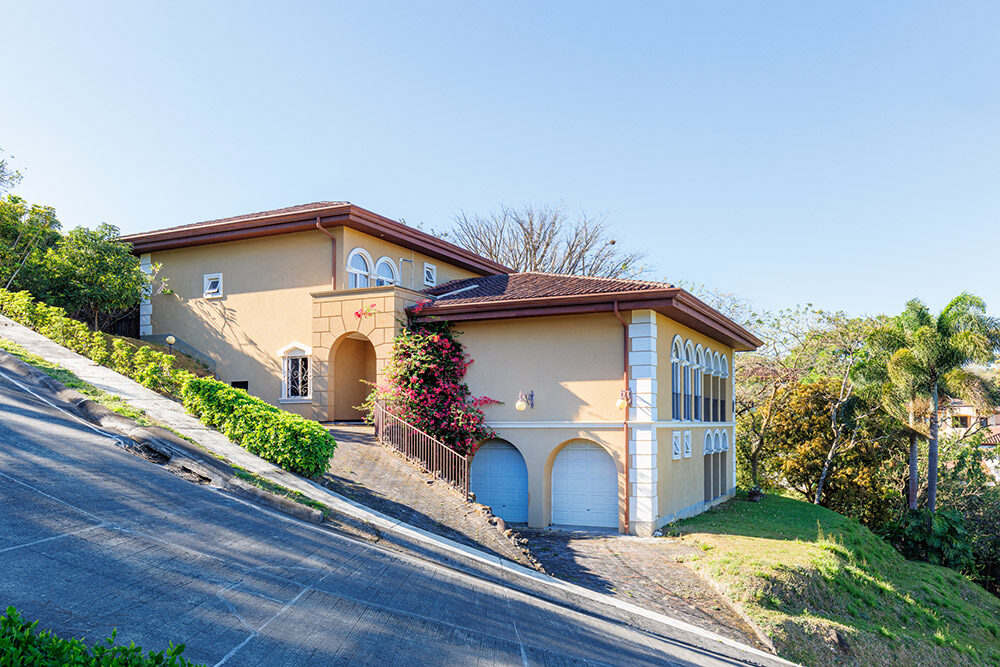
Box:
[693,347,704,421]
[374,257,398,286]
[671,336,683,420]
[203,273,223,299]
[346,248,373,288]
[684,341,694,420]
[279,343,311,400]
[423,262,437,286]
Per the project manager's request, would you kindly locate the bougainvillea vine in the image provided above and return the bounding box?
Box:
[364,320,497,455]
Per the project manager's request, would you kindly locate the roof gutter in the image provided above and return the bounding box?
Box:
[613,301,630,535]
[315,217,337,291]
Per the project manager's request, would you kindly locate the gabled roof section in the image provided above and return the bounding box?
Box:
[413,272,763,352]
[120,202,510,276]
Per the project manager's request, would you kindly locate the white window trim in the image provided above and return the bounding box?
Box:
[423,262,437,287]
[279,342,312,402]
[374,256,399,286]
[203,272,223,299]
[346,247,375,289]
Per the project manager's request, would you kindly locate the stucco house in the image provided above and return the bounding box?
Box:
[122,201,761,536]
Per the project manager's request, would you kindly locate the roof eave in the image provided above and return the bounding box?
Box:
[120,204,510,276]
[412,288,763,351]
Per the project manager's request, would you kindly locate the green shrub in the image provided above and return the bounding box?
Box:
[0,606,199,666]
[181,378,336,476]
[1,288,334,478]
[881,508,975,572]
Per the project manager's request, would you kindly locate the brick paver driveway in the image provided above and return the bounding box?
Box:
[522,528,767,650]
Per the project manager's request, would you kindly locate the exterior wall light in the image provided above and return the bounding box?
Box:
[616,389,631,411]
[515,391,534,411]
[165,335,176,353]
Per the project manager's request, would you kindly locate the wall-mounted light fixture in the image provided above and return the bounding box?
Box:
[616,389,631,411]
[165,334,176,354]
[515,391,534,411]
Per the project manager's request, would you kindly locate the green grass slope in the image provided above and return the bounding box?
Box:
[672,494,1000,666]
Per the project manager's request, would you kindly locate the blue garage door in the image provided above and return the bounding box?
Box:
[470,441,529,523]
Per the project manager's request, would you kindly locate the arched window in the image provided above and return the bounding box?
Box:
[694,346,704,421]
[713,352,722,422]
[671,336,683,420]
[346,248,373,288]
[720,356,729,422]
[703,349,713,422]
[374,257,398,286]
[683,341,694,420]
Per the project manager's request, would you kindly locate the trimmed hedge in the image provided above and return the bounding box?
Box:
[0,288,336,477]
[181,378,336,476]
[0,606,199,666]
[0,289,191,399]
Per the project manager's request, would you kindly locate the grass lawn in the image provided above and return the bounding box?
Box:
[671,493,1000,666]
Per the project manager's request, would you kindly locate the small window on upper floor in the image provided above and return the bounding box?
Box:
[423,262,437,287]
[374,257,398,286]
[204,273,223,299]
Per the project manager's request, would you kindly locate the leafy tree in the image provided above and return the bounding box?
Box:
[0,195,62,291]
[39,223,154,331]
[770,378,904,527]
[868,295,1000,515]
[0,148,21,194]
[448,203,646,278]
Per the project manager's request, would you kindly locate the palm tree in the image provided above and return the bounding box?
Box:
[870,294,1000,514]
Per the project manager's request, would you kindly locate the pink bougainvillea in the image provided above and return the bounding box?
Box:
[354,303,378,320]
[364,321,495,455]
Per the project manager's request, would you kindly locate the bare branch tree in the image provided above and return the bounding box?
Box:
[447,203,647,278]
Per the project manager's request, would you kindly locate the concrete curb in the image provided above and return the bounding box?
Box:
[0,332,793,666]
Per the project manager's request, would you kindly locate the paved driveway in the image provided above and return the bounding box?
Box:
[0,371,781,666]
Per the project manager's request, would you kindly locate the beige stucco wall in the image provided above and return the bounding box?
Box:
[147,227,474,421]
[147,231,330,414]
[459,313,630,530]
[339,227,480,291]
[653,312,736,527]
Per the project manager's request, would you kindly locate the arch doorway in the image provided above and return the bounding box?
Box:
[329,334,376,421]
[551,441,618,528]
[470,440,529,523]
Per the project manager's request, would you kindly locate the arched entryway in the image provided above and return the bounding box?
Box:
[470,440,529,523]
[329,333,376,421]
[551,440,618,528]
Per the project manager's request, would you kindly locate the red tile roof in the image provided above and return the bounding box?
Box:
[415,271,763,352]
[423,272,675,305]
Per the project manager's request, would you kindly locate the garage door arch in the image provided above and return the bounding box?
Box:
[551,440,618,528]
[470,440,529,523]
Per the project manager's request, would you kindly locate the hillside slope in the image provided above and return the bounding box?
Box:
[672,494,1000,666]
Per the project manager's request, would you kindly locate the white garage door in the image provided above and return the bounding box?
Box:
[470,441,529,523]
[551,442,618,528]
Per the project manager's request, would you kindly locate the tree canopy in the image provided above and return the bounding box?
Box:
[448,203,646,278]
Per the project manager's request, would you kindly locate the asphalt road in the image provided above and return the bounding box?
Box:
[0,370,771,667]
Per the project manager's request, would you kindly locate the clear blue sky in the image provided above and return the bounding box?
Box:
[3,2,998,316]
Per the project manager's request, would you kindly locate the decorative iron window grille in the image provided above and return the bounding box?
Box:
[284,356,310,398]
